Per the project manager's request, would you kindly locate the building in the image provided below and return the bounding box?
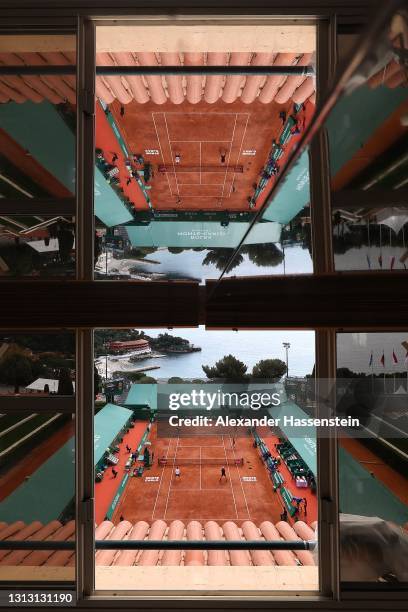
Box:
[107,338,151,354]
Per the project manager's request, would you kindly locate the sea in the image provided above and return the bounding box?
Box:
[96,327,315,380]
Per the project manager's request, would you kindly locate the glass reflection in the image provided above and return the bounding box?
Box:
[0,332,75,396]
[0,34,76,199]
[0,413,75,582]
[0,217,75,277]
[330,14,408,272]
[337,332,408,586]
[94,21,316,282]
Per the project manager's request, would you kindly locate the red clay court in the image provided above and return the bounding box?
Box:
[111,424,317,526]
[110,98,303,211]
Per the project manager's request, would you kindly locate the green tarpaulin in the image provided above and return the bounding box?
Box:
[125,384,157,410]
[125,220,281,248]
[94,403,133,465]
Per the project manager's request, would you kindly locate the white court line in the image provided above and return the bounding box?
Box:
[159,112,249,116]
[221,434,238,520]
[175,183,224,186]
[151,112,174,199]
[168,195,223,198]
[230,434,251,519]
[151,436,174,520]
[167,170,234,173]
[178,445,224,448]
[170,140,233,143]
[228,114,250,198]
[220,114,237,200]
[163,435,180,520]
[199,141,202,185]
[199,446,202,490]
[163,113,180,197]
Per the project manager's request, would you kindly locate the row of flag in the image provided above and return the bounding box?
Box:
[366,254,406,270]
[369,349,408,367]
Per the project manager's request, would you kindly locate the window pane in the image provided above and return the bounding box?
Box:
[0,33,76,200]
[0,412,75,582]
[0,332,75,396]
[221,146,313,279]
[337,332,408,588]
[93,328,318,593]
[329,15,408,272]
[94,21,316,282]
[0,216,75,277]
[0,32,76,279]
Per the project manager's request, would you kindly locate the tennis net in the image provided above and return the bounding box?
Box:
[158,457,244,467]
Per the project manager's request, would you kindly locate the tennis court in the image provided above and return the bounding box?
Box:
[112,423,284,525]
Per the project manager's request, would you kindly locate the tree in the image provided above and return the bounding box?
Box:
[0,353,33,393]
[243,243,284,267]
[252,359,286,380]
[168,247,185,254]
[202,355,248,381]
[57,367,74,395]
[168,376,184,384]
[125,371,146,383]
[138,376,157,384]
[202,248,243,273]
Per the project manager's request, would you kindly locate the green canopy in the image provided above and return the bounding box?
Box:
[125,384,157,410]
[94,403,133,465]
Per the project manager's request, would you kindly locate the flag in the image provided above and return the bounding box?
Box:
[369,352,373,367]
[380,352,385,367]
[378,254,383,269]
[366,254,371,270]
[392,350,398,364]
[390,256,395,271]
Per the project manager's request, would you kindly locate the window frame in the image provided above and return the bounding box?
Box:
[0,1,406,608]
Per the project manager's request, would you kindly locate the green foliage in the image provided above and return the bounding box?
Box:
[151,333,189,349]
[0,353,33,392]
[202,354,248,381]
[168,376,184,383]
[243,243,284,267]
[137,376,157,384]
[125,371,147,382]
[202,248,243,272]
[0,333,74,355]
[252,358,287,380]
[130,247,158,259]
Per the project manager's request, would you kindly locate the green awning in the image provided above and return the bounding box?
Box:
[124,384,157,410]
[94,403,134,465]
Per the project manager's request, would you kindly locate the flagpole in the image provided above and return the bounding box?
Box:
[406,351,408,393]
[382,351,386,394]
